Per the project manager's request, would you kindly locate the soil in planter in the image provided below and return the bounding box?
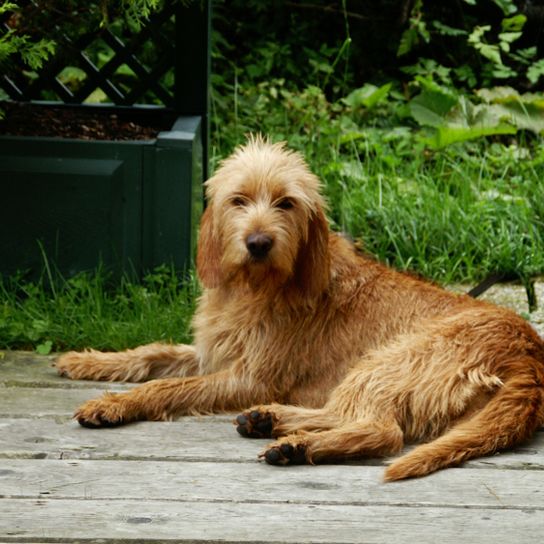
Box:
[0,101,176,140]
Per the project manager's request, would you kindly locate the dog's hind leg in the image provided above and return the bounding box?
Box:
[235,404,338,438]
[261,418,404,466]
[55,343,199,382]
[384,357,544,481]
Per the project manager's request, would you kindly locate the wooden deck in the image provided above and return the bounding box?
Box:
[1,350,544,543]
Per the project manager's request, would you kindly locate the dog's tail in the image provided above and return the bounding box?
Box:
[384,358,544,481]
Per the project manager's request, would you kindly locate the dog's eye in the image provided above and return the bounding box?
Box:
[231,197,247,207]
[276,198,294,210]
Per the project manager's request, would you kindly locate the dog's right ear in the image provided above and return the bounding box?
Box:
[196,206,222,288]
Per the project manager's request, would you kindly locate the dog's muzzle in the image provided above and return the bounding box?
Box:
[246,233,273,260]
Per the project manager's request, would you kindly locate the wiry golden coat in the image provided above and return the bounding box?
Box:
[56,137,544,480]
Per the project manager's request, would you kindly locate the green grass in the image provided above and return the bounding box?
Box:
[319,138,544,284]
[0,266,198,353]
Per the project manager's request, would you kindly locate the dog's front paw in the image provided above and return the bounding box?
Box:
[235,408,274,438]
[75,393,138,428]
[55,351,97,380]
[261,441,307,466]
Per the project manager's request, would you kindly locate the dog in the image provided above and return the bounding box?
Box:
[56,136,544,481]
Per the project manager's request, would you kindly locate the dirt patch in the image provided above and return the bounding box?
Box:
[0,101,175,141]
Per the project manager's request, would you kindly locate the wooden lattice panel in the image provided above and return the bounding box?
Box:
[0,2,183,107]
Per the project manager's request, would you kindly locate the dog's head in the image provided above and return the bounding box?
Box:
[197,136,330,298]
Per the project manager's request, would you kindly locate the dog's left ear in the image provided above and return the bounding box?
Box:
[294,208,330,299]
[196,206,222,288]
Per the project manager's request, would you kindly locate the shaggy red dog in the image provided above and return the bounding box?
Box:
[56,137,544,480]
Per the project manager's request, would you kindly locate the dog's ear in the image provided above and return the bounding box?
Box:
[196,206,222,288]
[294,208,330,298]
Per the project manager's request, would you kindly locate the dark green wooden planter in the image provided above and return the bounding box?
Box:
[0,112,203,278]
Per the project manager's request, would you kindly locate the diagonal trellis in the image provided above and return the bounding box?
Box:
[0,1,198,109]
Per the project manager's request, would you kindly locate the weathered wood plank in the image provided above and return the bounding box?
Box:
[0,417,263,463]
[1,459,544,509]
[0,350,129,389]
[1,498,543,544]
[0,418,543,470]
[0,386,134,417]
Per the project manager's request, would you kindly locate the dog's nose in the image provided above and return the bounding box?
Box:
[246,233,273,259]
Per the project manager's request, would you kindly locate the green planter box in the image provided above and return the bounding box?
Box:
[0,110,203,278]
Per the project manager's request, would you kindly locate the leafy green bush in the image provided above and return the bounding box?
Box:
[399,0,544,89]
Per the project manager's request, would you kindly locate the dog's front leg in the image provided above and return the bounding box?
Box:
[74,370,267,427]
[55,343,199,382]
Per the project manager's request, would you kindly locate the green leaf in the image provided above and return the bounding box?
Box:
[476,87,519,102]
[468,26,504,65]
[454,65,477,88]
[427,124,517,148]
[501,14,527,32]
[401,59,452,85]
[468,25,491,43]
[417,20,430,43]
[36,340,53,355]
[498,31,522,44]
[338,131,367,144]
[432,21,467,37]
[446,96,515,132]
[397,27,418,57]
[342,83,392,110]
[57,66,87,84]
[527,59,544,84]
[492,0,518,16]
[415,87,540,147]
[84,88,108,103]
[409,85,458,127]
[476,87,544,106]
[491,102,544,134]
[18,38,56,70]
[492,65,516,79]
[475,87,544,134]
[397,1,429,57]
[0,2,17,15]
[509,47,536,65]
[479,43,503,65]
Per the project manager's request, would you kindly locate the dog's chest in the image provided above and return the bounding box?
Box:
[193,293,327,374]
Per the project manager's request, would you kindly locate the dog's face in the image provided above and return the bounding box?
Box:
[197,138,330,297]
